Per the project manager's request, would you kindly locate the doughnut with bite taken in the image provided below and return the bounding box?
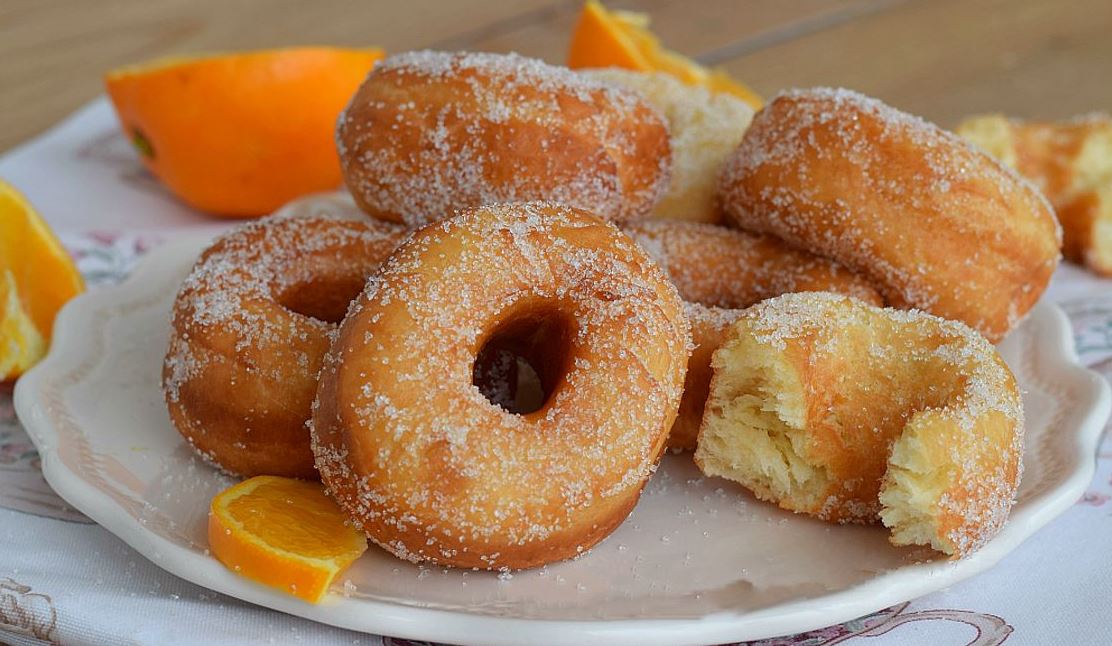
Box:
[311,202,690,570]
[163,213,408,478]
[719,88,1061,342]
[695,292,1024,558]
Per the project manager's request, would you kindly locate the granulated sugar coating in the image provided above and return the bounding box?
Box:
[719,87,1062,343]
[622,220,882,309]
[695,292,1024,558]
[310,202,691,570]
[163,213,408,479]
[621,219,883,450]
[337,50,672,227]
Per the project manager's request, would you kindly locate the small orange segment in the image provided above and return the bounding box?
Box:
[104,47,384,218]
[208,476,367,603]
[567,1,763,109]
[0,180,84,381]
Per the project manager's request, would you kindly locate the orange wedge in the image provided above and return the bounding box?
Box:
[104,47,384,218]
[567,1,763,109]
[0,180,84,381]
[208,476,367,603]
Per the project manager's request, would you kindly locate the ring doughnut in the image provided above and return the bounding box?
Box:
[719,87,1061,342]
[311,202,690,569]
[338,51,672,228]
[623,220,883,449]
[695,292,1023,557]
[584,69,754,224]
[163,213,408,478]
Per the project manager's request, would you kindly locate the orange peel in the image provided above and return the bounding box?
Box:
[567,1,762,109]
[208,476,367,603]
[0,180,84,381]
[104,47,384,218]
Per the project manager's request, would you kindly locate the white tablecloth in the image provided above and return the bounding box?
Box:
[2,98,1111,646]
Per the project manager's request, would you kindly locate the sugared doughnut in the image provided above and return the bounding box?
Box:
[719,87,1061,342]
[623,220,883,449]
[338,51,671,227]
[695,292,1024,558]
[958,113,1112,276]
[311,202,690,570]
[584,69,754,223]
[676,303,744,451]
[163,213,408,478]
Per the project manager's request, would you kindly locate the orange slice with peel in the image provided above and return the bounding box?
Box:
[0,180,84,381]
[104,47,384,218]
[567,1,763,109]
[208,476,367,603]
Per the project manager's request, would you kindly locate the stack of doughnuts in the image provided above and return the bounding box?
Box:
[165,50,1057,569]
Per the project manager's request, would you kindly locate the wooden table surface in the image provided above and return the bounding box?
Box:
[3,0,1111,153]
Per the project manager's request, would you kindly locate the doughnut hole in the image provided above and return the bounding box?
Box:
[472,303,575,414]
[275,268,370,325]
[274,257,371,324]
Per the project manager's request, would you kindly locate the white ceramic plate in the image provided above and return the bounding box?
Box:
[15,205,1111,645]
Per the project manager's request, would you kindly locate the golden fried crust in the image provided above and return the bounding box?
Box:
[623,220,883,450]
[958,113,1112,276]
[162,214,408,478]
[338,51,671,228]
[695,292,1023,558]
[672,304,743,451]
[720,88,1062,343]
[311,202,690,570]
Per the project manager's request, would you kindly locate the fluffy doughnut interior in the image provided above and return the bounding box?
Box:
[694,293,1023,557]
[583,69,754,223]
[694,333,825,508]
[880,406,1019,555]
[877,413,956,552]
[696,312,963,522]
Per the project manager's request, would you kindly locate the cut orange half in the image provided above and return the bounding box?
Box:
[208,476,368,603]
[104,47,384,218]
[0,180,84,381]
[567,1,763,109]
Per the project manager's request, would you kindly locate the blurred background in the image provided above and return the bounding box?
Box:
[3,0,1111,152]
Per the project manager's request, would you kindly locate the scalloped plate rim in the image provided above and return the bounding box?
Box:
[14,231,1112,646]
